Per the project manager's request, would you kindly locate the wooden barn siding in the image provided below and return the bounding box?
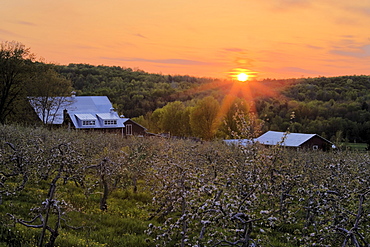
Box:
[301,136,331,150]
[123,119,147,136]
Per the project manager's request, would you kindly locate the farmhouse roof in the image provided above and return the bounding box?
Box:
[29,96,126,129]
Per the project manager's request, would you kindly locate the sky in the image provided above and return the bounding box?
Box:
[1,0,370,80]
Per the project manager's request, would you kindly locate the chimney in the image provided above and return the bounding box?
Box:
[63,109,68,124]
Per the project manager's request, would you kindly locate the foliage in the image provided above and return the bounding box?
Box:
[27,64,73,124]
[189,96,220,140]
[257,75,370,145]
[0,41,34,124]
[55,64,220,118]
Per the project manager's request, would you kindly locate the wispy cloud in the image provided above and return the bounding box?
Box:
[0,28,21,37]
[73,44,96,50]
[271,0,311,11]
[15,20,36,26]
[345,5,370,17]
[224,48,245,52]
[306,44,323,50]
[0,29,15,35]
[281,66,321,75]
[134,33,147,39]
[331,44,370,58]
[101,56,210,65]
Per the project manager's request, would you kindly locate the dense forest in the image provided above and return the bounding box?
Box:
[55,63,218,117]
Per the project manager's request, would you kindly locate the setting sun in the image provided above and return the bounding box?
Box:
[237,73,249,82]
[228,68,257,81]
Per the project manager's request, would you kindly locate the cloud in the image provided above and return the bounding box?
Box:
[306,44,323,50]
[271,0,311,11]
[15,21,36,26]
[0,29,16,35]
[72,44,96,50]
[345,5,370,17]
[330,44,370,58]
[281,66,321,75]
[224,48,245,52]
[101,56,210,65]
[134,33,147,39]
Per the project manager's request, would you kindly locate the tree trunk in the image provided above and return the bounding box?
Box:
[100,174,109,211]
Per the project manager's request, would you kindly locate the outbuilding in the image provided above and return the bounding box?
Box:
[255,131,336,151]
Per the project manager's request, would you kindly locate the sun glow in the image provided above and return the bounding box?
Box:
[176,67,290,138]
[228,68,257,82]
[237,73,249,82]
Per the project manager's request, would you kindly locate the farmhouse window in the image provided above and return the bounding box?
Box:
[82,120,95,126]
[126,124,132,135]
[313,145,319,150]
[104,120,117,125]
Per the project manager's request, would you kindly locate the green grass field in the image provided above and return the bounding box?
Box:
[344,142,367,151]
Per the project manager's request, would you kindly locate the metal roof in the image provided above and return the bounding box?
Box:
[255,131,317,147]
[96,113,119,120]
[30,96,126,129]
[224,139,253,146]
[75,113,97,121]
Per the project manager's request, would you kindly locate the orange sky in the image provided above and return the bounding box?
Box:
[1,0,370,79]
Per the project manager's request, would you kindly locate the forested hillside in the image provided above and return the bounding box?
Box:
[55,63,370,144]
[55,64,219,117]
[256,75,370,144]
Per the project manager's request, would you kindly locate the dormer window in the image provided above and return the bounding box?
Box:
[83,120,95,126]
[75,114,97,127]
[104,120,117,125]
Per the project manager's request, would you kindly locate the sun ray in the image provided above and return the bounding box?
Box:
[167,71,294,139]
[240,83,256,113]
[214,82,240,127]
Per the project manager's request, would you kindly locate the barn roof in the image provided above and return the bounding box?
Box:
[255,131,326,147]
[224,131,335,149]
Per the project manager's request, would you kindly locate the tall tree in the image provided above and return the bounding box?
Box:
[0,41,34,123]
[219,98,249,138]
[161,101,192,137]
[190,96,220,140]
[28,65,72,124]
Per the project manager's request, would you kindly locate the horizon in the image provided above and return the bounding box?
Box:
[1,0,370,80]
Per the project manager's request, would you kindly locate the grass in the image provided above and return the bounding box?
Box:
[0,180,154,247]
[344,142,367,151]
